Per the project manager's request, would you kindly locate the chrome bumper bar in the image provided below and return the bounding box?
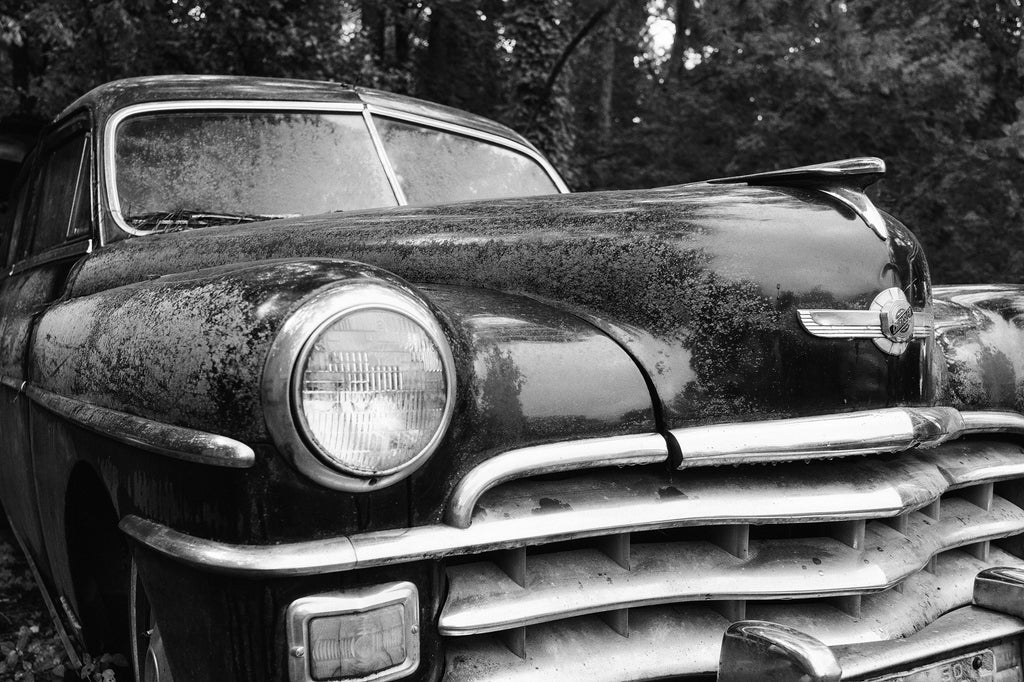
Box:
[717,567,1024,681]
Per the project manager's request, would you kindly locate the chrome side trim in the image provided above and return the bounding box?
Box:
[103,100,368,237]
[718,621,840,682]
[27,385,255,468]
[10,239,93,275]
[366,105,570,194]
[439,496,1024,635]
[445,433,669,529]
[119,441,1024,576]
[671,407,981,467]
[443,555,1024,681]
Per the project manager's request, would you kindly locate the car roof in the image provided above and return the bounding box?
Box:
[57,75,534,149]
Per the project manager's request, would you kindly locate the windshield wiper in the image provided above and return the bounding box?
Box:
[126,210,292,232]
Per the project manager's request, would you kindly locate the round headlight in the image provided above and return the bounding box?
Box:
[264,282,456,491]
[297,308,448,476]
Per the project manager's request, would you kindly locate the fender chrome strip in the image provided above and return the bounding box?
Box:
[24,384,255,468]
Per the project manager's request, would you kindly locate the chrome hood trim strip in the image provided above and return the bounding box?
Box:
[26,384,255,468]
[671,408,1024,468]
[119,440,1024,576]
[439,495,1024,635]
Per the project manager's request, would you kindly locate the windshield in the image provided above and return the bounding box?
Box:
[114,111,398,231]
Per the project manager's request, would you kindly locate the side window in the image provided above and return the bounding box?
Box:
[374,117,559,206]
[23,132,90,257]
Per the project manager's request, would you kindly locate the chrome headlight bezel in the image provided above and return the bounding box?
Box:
[263,282,456,492]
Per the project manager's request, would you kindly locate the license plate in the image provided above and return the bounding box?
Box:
[872,650,995,682]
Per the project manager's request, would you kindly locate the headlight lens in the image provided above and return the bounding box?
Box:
[297,307,449,477]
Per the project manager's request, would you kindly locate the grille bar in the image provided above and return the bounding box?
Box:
[441,495,1024,635]
[443,549,1024,681]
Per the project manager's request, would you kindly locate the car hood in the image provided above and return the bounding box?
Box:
[73,182,936,428]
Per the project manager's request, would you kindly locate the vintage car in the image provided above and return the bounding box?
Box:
[1,74,1024,682]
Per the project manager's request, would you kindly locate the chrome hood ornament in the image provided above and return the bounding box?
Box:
[798,287,933,356]
[709,157,890,240]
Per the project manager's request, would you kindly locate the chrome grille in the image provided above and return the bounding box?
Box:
[441,434,1024,681]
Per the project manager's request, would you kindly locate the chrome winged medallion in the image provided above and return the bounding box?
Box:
[797,287,933,356]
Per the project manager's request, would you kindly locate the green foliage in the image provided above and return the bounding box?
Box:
[0,0,1021,282]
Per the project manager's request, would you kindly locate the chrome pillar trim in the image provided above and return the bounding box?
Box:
[962,410,1024,436]
[717,621,840,682]
[27,385,255,468]
[362,107,408,206]
[445,433,669,528]
[119,441,1024,576]
[286,582,419,682]
[439,495,1024,636]
[974,566,1024,619]
[671,407,979,468]
[444,560,1024,682]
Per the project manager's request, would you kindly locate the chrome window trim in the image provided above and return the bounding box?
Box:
[9,238,92,276]
[366,104,570,194]
[445,433,669,528]
[20,381,255,468]
[286,582,420,682]
[262,281,456,491]
[103,100,369,237]
[362,108,408,206]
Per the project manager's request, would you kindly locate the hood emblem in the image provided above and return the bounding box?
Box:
[797,287,933,356]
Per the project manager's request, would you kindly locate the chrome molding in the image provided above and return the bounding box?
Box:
[0,375,25,391]
[362,108,408,206]
[708,157,889,240]
[439,495,1024,635]
[27,385,255,468]
[718,621,840,682]
[974,566,1024,619]
[119,440,1024,576]
[816,184,888,240]
[366,105,570,194]
[445,433,669,529]
[10,239,93,276]
[671,407,990,468]
[443,558,1024,681]
[103,100,367,236]
[262,281,456,491]
[798,287,934,356]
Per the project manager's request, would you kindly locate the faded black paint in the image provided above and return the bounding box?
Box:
[70,182,935,429]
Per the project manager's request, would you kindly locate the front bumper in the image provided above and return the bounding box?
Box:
[718,567,1024,681]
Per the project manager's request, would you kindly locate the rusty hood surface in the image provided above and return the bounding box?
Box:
[71,182,936,428]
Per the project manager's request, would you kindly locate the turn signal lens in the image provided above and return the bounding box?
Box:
[287,582,419,682]
[308,604,406,680]
[298,309,448,476]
